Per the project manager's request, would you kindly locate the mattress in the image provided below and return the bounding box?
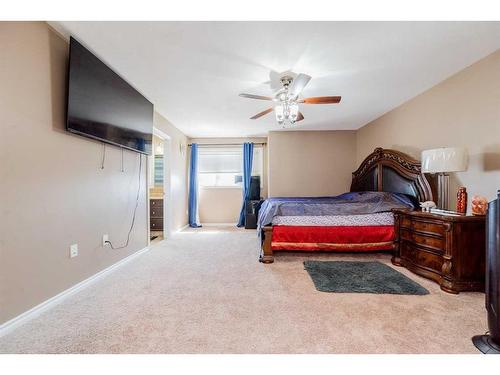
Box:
[270,212,395,252]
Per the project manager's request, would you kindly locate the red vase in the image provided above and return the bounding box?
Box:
[456,187,467,214]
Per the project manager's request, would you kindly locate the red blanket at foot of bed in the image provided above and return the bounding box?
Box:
[271,225,395,251]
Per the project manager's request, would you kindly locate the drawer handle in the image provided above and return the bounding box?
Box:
[152,211,156,215]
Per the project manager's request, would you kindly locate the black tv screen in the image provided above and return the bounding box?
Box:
[66,37,153,155]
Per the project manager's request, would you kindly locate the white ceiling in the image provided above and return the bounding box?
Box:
[51,22,500,138]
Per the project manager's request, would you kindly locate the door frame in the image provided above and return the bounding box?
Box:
[148,128,172,241]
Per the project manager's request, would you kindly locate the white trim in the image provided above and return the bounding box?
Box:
[152,128,173,240]
[175,224,190,232]
[200,222,237,226]
[164,138,173,239]
[0,246,150,338]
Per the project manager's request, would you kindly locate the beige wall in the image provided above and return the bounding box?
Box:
[357,50,500,209]
[268,131,357,197]
[199,188,242,223]
[189,137,267,224]
[0,22,188,325]
[153,113,189,231]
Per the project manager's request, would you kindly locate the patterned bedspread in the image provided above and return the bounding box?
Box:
[272,212,394,226]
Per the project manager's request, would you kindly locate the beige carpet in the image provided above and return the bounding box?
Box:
[0,226,486,353]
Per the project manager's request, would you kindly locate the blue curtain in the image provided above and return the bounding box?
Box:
[237,142,254,227]
[188,143,202,228]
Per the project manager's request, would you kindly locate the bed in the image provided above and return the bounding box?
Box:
[258,148,436,263]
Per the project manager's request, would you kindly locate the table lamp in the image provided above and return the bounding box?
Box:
[421,147,468,210]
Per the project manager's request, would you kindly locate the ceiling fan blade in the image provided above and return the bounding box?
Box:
[300,96,342,104]
[250,107,273,120]
[239,93,273,101]
[296,111,304,122]
[288,73,311,98]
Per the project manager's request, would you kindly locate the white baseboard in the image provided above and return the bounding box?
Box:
[200,223,237,226]
[0,246,150,338]
[175,224,189,232]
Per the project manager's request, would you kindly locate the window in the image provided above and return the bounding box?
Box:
[198,146,263,188]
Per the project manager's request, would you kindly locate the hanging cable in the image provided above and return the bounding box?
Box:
[101,143,106,169]
[121,148,125,172]
[105,153,142,250]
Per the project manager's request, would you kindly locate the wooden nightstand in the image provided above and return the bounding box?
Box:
[392,209,486,294]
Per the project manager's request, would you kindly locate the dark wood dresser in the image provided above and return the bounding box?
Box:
[392,209,486,294]
[150,198,164,231]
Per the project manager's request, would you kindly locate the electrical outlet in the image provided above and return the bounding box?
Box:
[70,244,78,258]
[102,234,109,247]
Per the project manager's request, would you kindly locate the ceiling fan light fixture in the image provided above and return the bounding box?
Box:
[275,104,284,123]
[241,72,341,127]
[288,102,299,122]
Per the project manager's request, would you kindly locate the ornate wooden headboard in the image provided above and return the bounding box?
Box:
[350,148,436,203]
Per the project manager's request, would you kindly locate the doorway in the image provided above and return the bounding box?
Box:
[149,128,172,243]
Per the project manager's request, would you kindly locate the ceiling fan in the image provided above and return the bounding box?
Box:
[239,73,341,126]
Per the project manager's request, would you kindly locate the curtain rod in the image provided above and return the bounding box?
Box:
[187,142,266,147]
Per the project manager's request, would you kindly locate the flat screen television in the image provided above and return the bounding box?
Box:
[66,37,153,155]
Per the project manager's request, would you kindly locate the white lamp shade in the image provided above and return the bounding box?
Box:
[421,147,468,173]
